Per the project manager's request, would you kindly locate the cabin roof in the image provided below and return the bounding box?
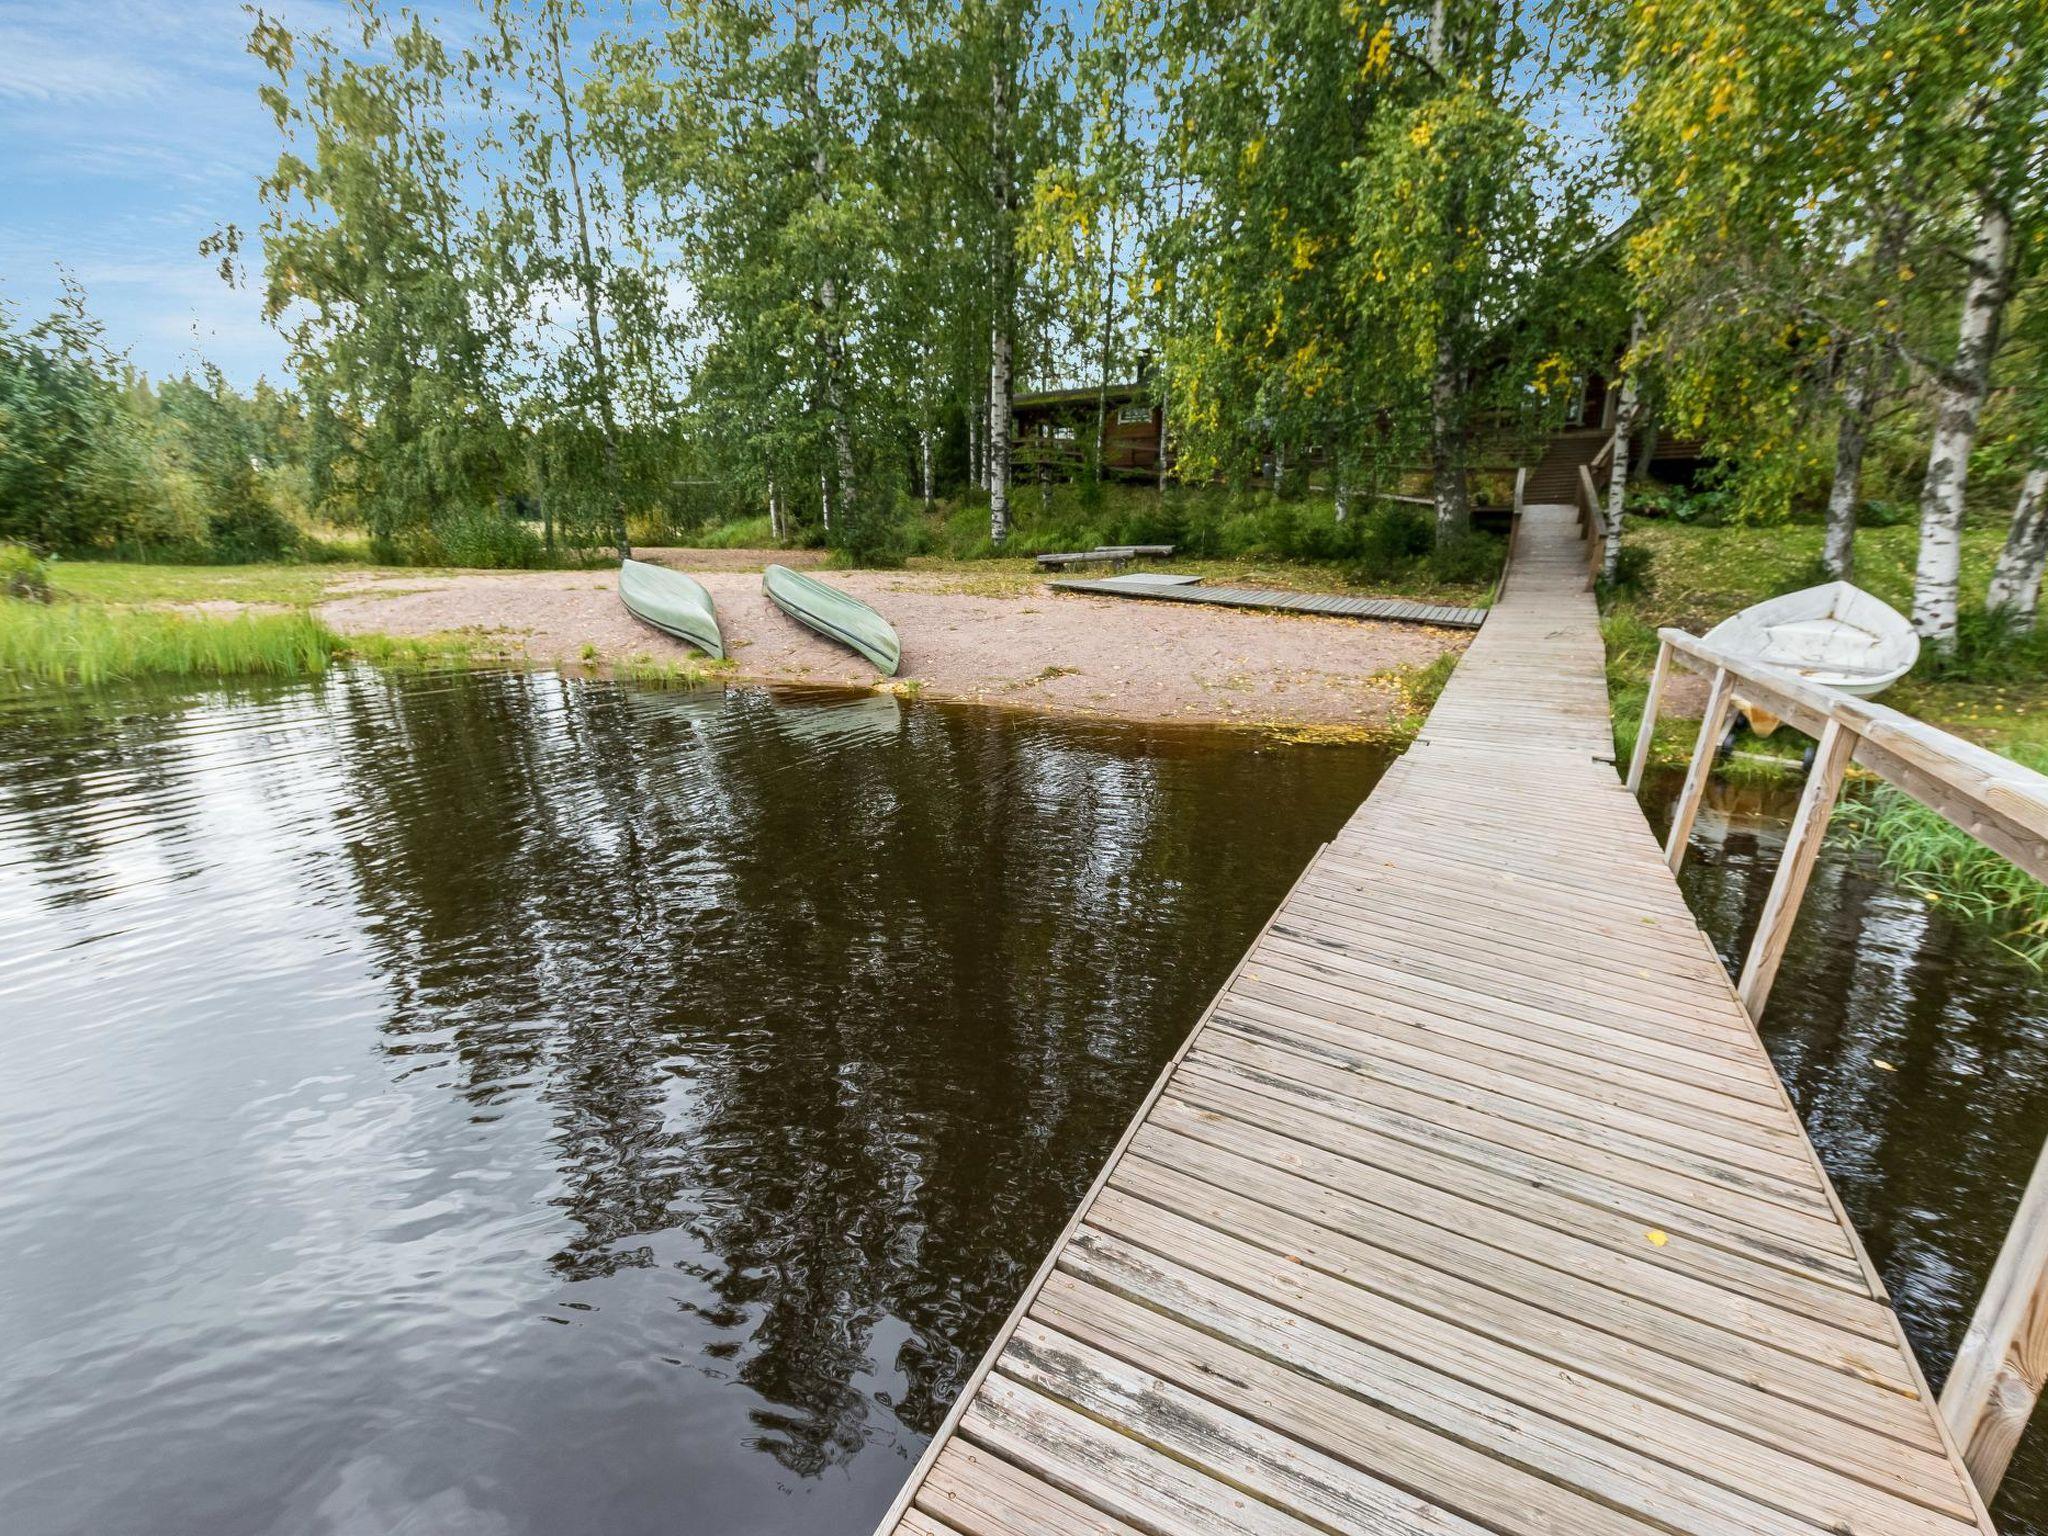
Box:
[1013,381,1149,410]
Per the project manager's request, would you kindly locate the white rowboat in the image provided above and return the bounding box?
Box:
[1702,580,1918,735]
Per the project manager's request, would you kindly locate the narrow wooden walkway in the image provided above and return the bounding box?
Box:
[1048,577,1488,630]
[877,504,1994,1536]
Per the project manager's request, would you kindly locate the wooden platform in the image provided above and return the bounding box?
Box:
[1048,577,1488,630]
[876,504,1994,1536]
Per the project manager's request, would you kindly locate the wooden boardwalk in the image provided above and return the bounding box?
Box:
[876,504,1994,1536]
[1048,577,1488,630]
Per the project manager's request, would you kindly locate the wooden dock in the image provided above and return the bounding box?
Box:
[874,503,1995,1536]
[1048,577,1488,630]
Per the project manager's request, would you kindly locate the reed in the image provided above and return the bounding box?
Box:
[1832,755,2048,967]
[0,601,344,687]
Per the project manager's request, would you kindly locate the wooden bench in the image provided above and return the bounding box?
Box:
[1034,545,1176,572]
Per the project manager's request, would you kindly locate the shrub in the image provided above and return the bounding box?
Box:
[432,508,544,569]
[829,483,911,568]
[1350,504,1433,580]
[1597,542,1655,598]
[1427,530,1503,586]
[205,496,299,563]
[1918,606,2048,684]
[1,542,51,602]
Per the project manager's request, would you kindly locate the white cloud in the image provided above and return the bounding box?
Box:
[0,26,165,104]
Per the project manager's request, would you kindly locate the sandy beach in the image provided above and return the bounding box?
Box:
[317,550,1472,729]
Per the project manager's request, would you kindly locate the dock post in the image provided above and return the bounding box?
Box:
[1625,638,1670,794]
[1735,718,1853,1016]
[1944,1133,2048,1501]
[1663,667,1732,873]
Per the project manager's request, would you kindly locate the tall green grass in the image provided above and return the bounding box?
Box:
[1831,751,2048,968]
[0,601,345,687]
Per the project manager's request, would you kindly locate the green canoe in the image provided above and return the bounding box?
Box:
[619,558,725,660]
[763,563,901,676]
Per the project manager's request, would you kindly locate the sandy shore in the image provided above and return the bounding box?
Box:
[317,550,1470,729]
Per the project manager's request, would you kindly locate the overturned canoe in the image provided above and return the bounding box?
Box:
[619,558,725,660]
[763,563,901,676]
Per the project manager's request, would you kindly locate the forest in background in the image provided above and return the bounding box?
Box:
[1,0,2045,654]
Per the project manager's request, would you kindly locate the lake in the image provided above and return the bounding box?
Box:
[5,670,2046,1534]
[0,669,1389,1536]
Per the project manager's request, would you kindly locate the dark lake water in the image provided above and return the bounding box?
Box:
[7,671,2046,1536]
[0,669,1392,1536]
[1649,773,2048,1534]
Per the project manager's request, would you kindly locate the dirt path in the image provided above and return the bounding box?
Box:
[317,551,1470,729]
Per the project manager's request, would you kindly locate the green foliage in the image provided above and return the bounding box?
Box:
[828,481,912,569]
[1,543,51,602]
[0,601,343,688]
[429,508,545,569]
[1915,606,2048,685]
[1832,753,2048,968]
[1352,505,1434,578]
[1597,543,1655,598]
[1428,530,1505,586]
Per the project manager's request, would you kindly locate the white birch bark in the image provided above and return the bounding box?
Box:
[1912,198,2015,650]
[1987,459,2048,631]
[1603,338,1642,580]
[987,57,1015,546]
[1823,349,1877,581]
[1430,336,1469,541]
[920,428,933,504]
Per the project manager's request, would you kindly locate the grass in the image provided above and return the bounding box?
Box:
[0,589,513,689]
[0,600,346,686]
[47,558,363,607]
[1832,754,2048,967]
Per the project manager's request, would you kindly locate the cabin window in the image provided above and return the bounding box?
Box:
[1116,403,1152,425]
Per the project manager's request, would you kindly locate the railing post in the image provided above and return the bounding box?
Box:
[1625,638,1670,794]
[1664,667,1733,873]
[1735,718,1854,1017]
[1943,1135,2048,1501]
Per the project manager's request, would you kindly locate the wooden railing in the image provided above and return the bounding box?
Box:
[1492,466,1527,605]
[1576,464,1604,586]
[1634,625,2048,1501]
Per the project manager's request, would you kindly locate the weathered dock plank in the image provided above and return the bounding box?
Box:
[875,504,1994,1536]
[1047,576,1488,629]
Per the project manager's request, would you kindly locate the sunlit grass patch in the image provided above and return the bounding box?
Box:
[0,600,344,687]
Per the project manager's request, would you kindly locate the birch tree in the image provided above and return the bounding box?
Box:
[1907,3,2048,650]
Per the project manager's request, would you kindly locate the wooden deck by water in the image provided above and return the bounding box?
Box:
[876,504,1994,1536]
[1048,577,1488,630]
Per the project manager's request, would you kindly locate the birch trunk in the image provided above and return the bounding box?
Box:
[1156,391,1169,492]
[1987,459,2048,631]
[1912,198,2015,651]
[920,429,933,504]
[987,58,1015,546]
[1603,337,1642,580]
[1430,335,1469,540]
[768,473,784,542]
[538,7,627,560]
[968,400,981,492]
[988,326,1013,543]
[1334,466,1351,523]
[1822,348,1880,581]
[799,4,856,534]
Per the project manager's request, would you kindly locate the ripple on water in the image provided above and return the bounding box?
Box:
[0,668,1391,1536]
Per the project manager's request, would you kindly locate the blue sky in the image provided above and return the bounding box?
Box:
[0,0,355,386]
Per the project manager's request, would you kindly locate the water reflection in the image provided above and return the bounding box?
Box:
[1654,776,2048,1534]
[0,669,1388,1536]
